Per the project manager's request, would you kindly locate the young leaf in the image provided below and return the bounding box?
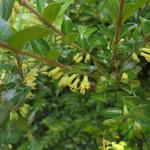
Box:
[43,2,61,23]
[105,0,119,23]
[61,15,73,34]
[0,18,15,42]
[0,0,15,21]
[8,25,50,50]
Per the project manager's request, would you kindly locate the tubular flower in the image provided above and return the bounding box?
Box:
[67,74,78,86]
[141,48,150,54]
[58,74,70,88]
[132,53,140,63]
[121,73,128,81]
[140,52,150,62]
[85,54,90,63]
[10,111,18,121]
[79,75,90,94]
[69,77,80,92]
[20,104,30,118]
[25,91,33,99]
[73,53,83,63]
[52,71,64,80]
[24,68,38,89]
[40,65,49,75]
[48,67,61,78]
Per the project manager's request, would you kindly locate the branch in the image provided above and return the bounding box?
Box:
[112,0,126,63]
[0,41,71,71]
[19,0,101,63]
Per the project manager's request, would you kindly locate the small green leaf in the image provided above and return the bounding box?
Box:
[8,25,50,50]
[141,18,150,34]
[43,2,61,23]
[61,15,73,34]
[101,108,122,118]
[65,33,79,44]
[0,18,15,42]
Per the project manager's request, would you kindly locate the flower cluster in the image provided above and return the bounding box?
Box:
[24,68,38,89]
[73,53,90,63]
[48,67,91,94]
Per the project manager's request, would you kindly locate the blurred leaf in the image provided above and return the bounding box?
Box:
[36,0,45,14]
[16,141,30,150]
[0,18,15,42]
[141,18,150,34]
[0,0,15,21]
[30,38,50,57]
[65,32,79,44]
[43,2,61,23]
[0,103,11,125]
[123,0,150,23]
[47,50,60,60]
[61,15,73,34]
[8,25,50,50]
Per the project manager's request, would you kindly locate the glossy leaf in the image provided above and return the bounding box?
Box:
[8,25,50,50]
[65,32,79,44]
[30,38,50,57]
[0,0,15,21]
[61,15,73,34]
[43,2,61,23]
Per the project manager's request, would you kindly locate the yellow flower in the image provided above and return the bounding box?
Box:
[141,48,150,54]
[20,104,30,117]
[69,77,80,92]
[79,75,90,94]
[40,65,49,71]
[85,54,90,62]
[24,68,38,89]
[73,53,83,63]
[140,52,150,62]
[40,65,49,75]
[121,73,128,81]
[48,67,61,78]
[73,53,80,60]
[58,74,70,88]
[67,74,78,85]
[10,111,18,121]
[22,63,28,70]
[26,91,33,99]
[132,53,140,63]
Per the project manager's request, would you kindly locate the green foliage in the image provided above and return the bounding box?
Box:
[0,0,150,150]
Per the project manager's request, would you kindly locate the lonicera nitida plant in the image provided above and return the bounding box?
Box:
[0,0,150,149]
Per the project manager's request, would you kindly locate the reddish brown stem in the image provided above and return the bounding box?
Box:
[113,0,126,63]
[0,41,71,71]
